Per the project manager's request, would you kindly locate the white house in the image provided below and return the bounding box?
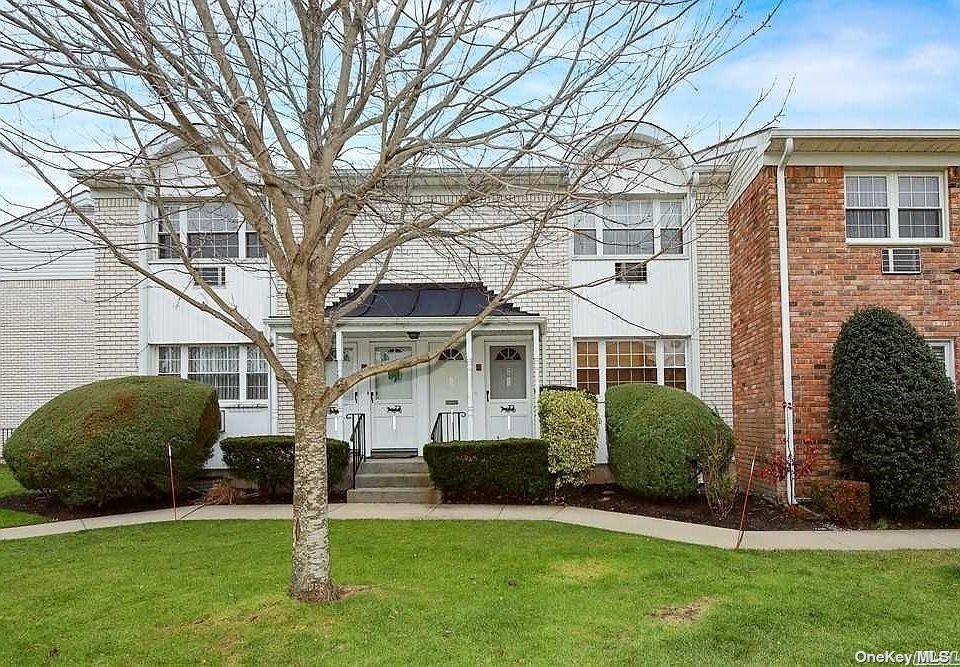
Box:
[0,131,733,472]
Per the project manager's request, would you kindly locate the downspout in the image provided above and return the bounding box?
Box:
[776,137,797,505]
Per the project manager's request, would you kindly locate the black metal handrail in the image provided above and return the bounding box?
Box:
[430,411,466,443]
[0,427,13,460]
[346,413,366,488]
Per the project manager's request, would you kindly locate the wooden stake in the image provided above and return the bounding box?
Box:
[167,444,177,521]
[735,447,759,549]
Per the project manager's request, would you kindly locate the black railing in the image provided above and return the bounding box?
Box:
[431,411,466,443]
[346,413,366,488]
[0,428,13,460]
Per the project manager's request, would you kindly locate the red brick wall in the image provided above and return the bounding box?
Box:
[728,166,785,497]
[785,165,960,494]
[729,164,960,501]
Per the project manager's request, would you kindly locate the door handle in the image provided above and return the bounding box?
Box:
[486,390,490,402]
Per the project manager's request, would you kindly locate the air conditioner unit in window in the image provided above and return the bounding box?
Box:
[196,266,227,286]
[881,248,921,275]
[614,261,647,283]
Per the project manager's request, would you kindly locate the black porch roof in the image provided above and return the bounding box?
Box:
[326,283,538,318]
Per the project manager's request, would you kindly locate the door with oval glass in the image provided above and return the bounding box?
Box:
[324,344,358,442]
[485,343,532,439]
[428,343,467,441]
[370,344,418,449]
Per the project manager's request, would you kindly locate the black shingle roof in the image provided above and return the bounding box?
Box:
[326,283,537,318]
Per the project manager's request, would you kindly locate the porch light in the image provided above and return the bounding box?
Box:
[407,331,420,340]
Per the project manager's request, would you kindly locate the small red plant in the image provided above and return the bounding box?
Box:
[756,446,815,485]
[810,479,871,526]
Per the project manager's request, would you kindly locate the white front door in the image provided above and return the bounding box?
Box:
[485,343,532,439]
[324,344,358,442]
[370,344,418,449]
[428,343,468,441]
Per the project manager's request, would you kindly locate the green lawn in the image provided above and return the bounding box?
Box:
[0,464,25,497]
[0,465,45,528]
[0,521,957,665]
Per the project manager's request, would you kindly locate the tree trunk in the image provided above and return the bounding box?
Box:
[289,360,338,602]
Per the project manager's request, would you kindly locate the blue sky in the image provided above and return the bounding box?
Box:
[3,0,960,213]
[657,0,960,144]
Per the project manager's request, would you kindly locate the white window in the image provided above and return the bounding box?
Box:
[246,347,269,400]
[156,203,267,261]
[156,344,269,403]
[928,340,955,385]
[157,345,181,377]
[189,346,240,400]
[844,173,947,243]
[574,338,689,395]
[573,199,685,258]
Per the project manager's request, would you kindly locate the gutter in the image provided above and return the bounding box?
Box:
[775,137,797,505]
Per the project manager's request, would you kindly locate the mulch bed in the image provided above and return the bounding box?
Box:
[443,484,826,530]
[557,484,826,531]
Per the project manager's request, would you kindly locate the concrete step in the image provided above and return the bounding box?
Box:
[346,487,441,504]
[355,472,434,489]
[359,457,428,475]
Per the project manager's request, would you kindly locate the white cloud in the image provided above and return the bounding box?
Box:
[715,19,960,116]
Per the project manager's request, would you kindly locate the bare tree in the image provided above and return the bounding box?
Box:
[0,0,775,601]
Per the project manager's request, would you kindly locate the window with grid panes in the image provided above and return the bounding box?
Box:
[659,200,684,254]
[663,339,687,389]
[188,345,240,400]
[898,175,942,238]
[602,200,655,255]
[605,340,657,386]
[575,341,600,394]
[246,347,269,400]
[157,345,181,376]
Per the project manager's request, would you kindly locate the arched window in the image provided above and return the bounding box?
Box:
[438,348,465,361]
[494,347,522,362]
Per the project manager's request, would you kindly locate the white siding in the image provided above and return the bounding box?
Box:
[0,218,94,281]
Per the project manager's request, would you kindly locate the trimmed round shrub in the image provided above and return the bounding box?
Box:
[606,384,734,497]
[4,376,219,507]
[538,388,598,488]
[829,307,960,514]
[220,435,349,498]
[423,438,554,499]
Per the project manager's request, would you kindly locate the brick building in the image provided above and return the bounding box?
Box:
[728,130,960,502]
[4,127,959,504]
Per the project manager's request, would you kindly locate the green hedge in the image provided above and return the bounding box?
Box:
[829,307,960,514]
[220,435,349,498]
[423,438,554,499]
[538,388,598,488]
[4,376,219,507]
[606,384,734,497]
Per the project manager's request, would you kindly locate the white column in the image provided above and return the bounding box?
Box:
[532,325,541,437]
[466,329,475,440]
[269,332,279,435]
[335,328,344,438]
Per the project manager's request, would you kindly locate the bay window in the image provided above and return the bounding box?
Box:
[845,173,947,242]
[573,198,686,257]
[574,338,689,395]
[156,344,269,402]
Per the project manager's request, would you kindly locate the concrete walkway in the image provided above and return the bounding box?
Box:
[3,503,960,551]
